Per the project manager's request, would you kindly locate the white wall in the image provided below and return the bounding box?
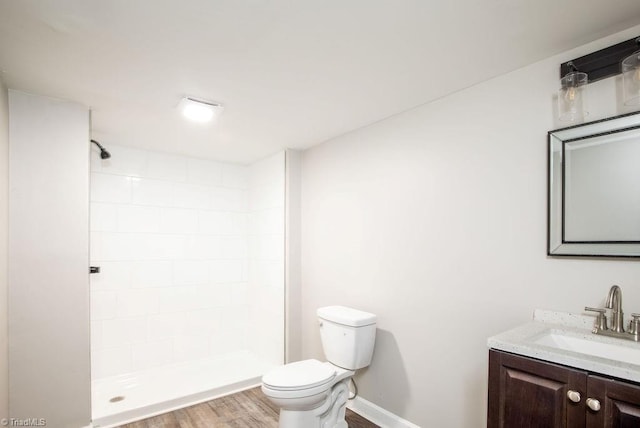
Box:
[90,145,250,378]
[9,91,90,427]
[0,74,9,420]
[300,25,640,427]
[247,152,286,365]
[285,150,302,362]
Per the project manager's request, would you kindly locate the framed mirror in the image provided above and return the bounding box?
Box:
[548,111,640,257]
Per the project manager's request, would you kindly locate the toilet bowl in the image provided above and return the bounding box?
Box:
[261,306,377,428]
[262,359,353,409]
[261,360,354,428]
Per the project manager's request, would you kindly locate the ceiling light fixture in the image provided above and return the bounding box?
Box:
[178,97,223,122]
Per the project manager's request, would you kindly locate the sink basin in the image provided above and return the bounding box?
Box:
[535,331,640,365]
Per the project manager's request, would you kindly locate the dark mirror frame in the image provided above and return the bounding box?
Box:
[548,111,640,258]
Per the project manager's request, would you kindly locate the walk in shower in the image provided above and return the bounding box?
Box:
[89,145,285,427]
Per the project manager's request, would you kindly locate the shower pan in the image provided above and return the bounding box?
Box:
[89,144,286,427]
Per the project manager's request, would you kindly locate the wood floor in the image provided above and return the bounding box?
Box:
[117,387,379,428]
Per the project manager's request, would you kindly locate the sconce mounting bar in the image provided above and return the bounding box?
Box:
[560,36,640,83]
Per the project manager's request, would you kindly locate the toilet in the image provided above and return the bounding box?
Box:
[261,306,377,428]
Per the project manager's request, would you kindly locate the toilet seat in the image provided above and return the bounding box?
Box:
[262,359,336,391]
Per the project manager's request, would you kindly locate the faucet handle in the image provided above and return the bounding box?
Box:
[585,307,608,331]
[629,313,640,335]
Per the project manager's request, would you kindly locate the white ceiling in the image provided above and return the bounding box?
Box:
[1,1,640,164]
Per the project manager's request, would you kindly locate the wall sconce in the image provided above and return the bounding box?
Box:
[558,36,640,121]
[558,63,588,122]
[622,40,640,106]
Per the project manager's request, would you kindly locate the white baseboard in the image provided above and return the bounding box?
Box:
[347,396,420,428]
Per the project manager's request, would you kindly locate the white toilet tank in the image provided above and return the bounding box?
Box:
[317,306,377,370]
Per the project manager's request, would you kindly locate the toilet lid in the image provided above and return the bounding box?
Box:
[262,359,336,390]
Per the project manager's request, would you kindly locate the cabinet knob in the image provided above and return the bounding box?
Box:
[567,390,581,403]
[586,398,601,412]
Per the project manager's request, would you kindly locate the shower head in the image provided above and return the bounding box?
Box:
[91,139,111,159]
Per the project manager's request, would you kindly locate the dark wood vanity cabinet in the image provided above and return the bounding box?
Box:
[488,350,640,428]
[588,375,640,427]
[488,349,586,427]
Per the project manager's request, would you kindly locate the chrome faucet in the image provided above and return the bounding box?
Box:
[585,285,640,342]
[606,285,624,333]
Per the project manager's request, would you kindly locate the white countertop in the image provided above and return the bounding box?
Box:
[487,309,640,383]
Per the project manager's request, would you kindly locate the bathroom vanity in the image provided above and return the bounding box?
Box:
[487,310,640,427]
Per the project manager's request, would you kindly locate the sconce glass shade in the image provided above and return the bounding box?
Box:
[558,71,588,123]
[622,51,640,106]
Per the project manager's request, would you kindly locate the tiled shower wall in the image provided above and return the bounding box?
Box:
[90,145,271,379]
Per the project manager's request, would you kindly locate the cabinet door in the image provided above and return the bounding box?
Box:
[488,350,587,428]
[587,375,640,428]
